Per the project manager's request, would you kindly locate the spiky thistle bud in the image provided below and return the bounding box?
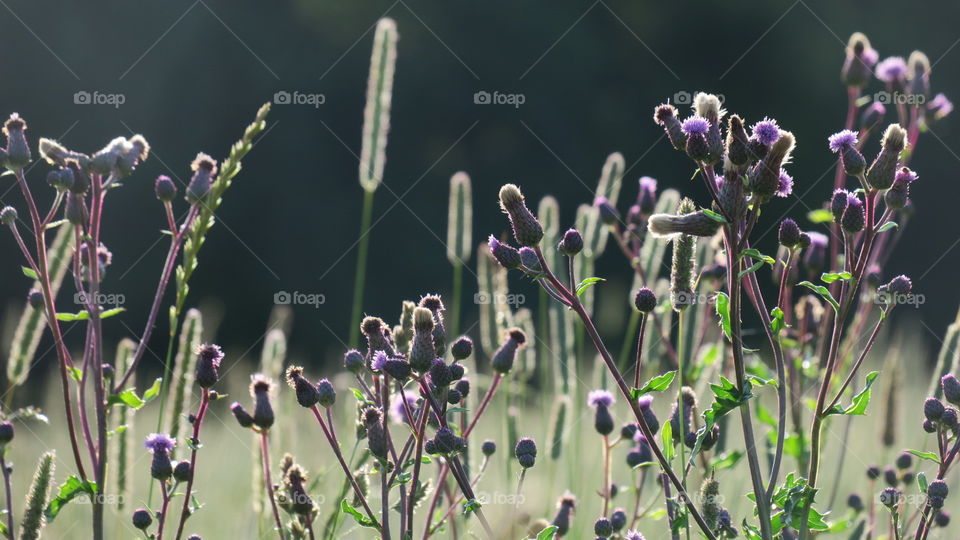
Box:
[634,287,657,313]
[230,402,254,428]
[518,247,541,272]
[132,508,152,531]
[610,508,627,531]
[885,167,917,210]
[285,366,321,408]
[250,375,275,429]
[749,131,795,202]
[363,407,388,461]
[155,175,177,202]
[831,189,850,223]
[594,517,614,537]
[344,349,365,374]
[419,294,446,353]
[943,407,959,428]
[778,218,801,248]
[46,168,75,191]
[481,439,496,456]
[361,316,395,358]
[491,328,526,374]
[173,460,193,483]
[588,390,616,436]
[145,433,176,480]
[865,124,907,190]
[488,235,522,269]
[829,130,866,177]
[942,375,960,405]
[2,114,30,170]
[186,153,217,204]
[925,397,946,421]
[498,184,543,247]
[194,344,223,388]
[551,493,577,536]
[654,104,686,151]
[841,194,865,233]
[841,32,877,88]
[450,336,473,360]
[725,114,750,167]
[558,228,584,256]
[409,307,436,373]
[515,437,537,469]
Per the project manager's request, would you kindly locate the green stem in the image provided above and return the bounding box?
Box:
[349,189,375,348]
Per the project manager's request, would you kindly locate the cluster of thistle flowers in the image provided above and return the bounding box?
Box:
[131,344,225,540]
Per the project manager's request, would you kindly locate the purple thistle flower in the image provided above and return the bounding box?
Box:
[624,531,647,540]
[389,393,419,424]
[680,116,710,136]
[371,350,389,372]
[144,433,176,453]
[637,395,654,408]
[808,231,828,248]
[875,56,907,83]
[633,431,647,444]
[588,389,615,408]
[775,169,794,198]
[828,130,858,153]
[929,93,954,120]
[714,174,725,191]
[750,118,781,146]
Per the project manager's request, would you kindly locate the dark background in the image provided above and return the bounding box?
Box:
[1,0,958,381]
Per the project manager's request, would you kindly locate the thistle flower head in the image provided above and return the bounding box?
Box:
[693,92,725,120]
[558,228,584,256]
[230,402,254,427]
[2,113,30,170]
[907,50,931,97]
[450,336,473,360]
[132,508,152,530]
[154,175,177,202]
[370,350,389,372]
[637,176,658,214]
[0,422,15,445]
[929,93,954,121]
[250,373,273,396]
[195,343,223,388]
[624,531,646,540]
[778,218,801,248]
[498,184,543,246]
[876,56,907,83]
[776,169,794,198]
[588,389,615,408]
[941,374,960,405]
[861,102,887,131]
[681,116,710,136]
[634,287,657,313]
[144,433,176,453]
[828,130,859,153]
[343,349,365,373]
[488,235,522,269]
[750,118,781,146]
[842,32,878,88]
[654,103,686,150]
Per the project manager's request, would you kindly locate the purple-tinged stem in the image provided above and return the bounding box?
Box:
[405,382,429,539]
[156,481,172,540]
[173,388,210,540]
[259,430,286,539]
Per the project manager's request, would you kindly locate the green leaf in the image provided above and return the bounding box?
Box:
[661,418,674,461]
[918,471,928,492]
[575,277,605,297]
[55,311,89,322]
[906,449,941,464]
[630,371,677,399]
[702,208,727,223]
[391,471,412,486]
[340,499,379,529]
[741,248,775,265]
[66,366,83,382]
[820,271,852,284]
[142,377,163,402]
[807,208,834,224]
[715,292,732,341]
[877,221,899,233]
[825,371,880,416]
[106,388,145,409]
[797,281,840,312]
[21,266,38,280]
[536,526,559,540]
[45,476,98,521]
[98,307,126,319]
[462,499,482,514]
[770,307,786,336]
[738,260,766,279]
[710,450,744,471]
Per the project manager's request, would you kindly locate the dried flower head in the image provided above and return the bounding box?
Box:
[195,344,223,388]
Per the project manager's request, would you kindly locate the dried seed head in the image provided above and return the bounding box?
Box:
[250,374,275,429]
[2,113,30,169]
[865,124,907,190]
[498,184,544,247]
[194,344,223,388]
[185,153,217,204]
[230,402,254,428]
[285,366,321,408]
[654,103,686,151]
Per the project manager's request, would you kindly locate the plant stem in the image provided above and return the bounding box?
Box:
[1,455,13,538]
[174,388,210,540]
[349,189,375,348]
[260,431,286,539]
[601,435,612,516]
[156,481,172,540]
[633,314,649,390]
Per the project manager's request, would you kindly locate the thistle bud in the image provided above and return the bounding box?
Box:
[880,487,900,508]
[588,390,616,436]
[362,407,389,461]
[454,378,470,399]
[803,232,828,275]
[429,358,453,388]
[668,199,698,312]
[865,124,907,190]
[610,508,627,531]
[409,308,436,373]
[46,168,74,191]
[450,336,473,360]
[923,419,937,433]
[2,114,30,170]
[361,316,395,358]
[831,189,850,223]
[285,366,321,408]
[498,184,543,247]
[942,375,960,405]
[884,466,898,487]
[0,422,13,445]
[778,218,801,248]
[0,206,17,226]
[860,102,886,132]
[654,104,686,151]
[551,494,576,536]
[344,349,365,373]
[929,479,949,499]
[867,465,881,480]
[595,196,619,225]
[383,358,412,380]
[449,362,466,381]
[726,114,750,167]
[925,397,946,421]
[558,228,584,256]
[841,32,878,88]
[194,344,223,388]
[828,130,866,177]
[634,287,657,313]
[155,175,177,202]
[681,116,712,163]
[515,437,537,469]
[895,452,913,470]
[882,275,912,296]
[65,192,88,226]
[250,375,275,429]
[491,328,526,374]
[941,407,958,428]
[66,160,90,193]
[144,433,176,480]
[749,131,795,202]
[418,294,446,354]
[884,167,917,210]
[173,461,193,483]
[935,511,951,527]
[848,493,864,512]
[518,247,541,272]
[230,402,254,428]
[841,194,865,233]
[185,153,217,204]
[132,508,153,531]
[637,396,660,435]
[431,426,466,455]
[488,236,522,269]
[906,51,931,100]
[481,440,496,456]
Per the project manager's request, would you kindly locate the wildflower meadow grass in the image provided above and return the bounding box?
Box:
[0,15,959,540]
